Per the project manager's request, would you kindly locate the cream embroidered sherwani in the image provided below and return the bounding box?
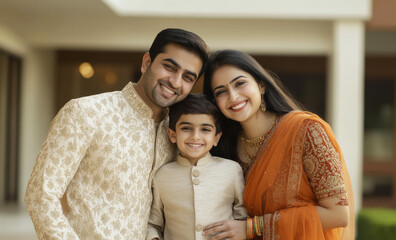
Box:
[25,82,176,240]
[147,153,248,240]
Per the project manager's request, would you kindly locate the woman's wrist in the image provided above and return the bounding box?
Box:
[246,216,264,239]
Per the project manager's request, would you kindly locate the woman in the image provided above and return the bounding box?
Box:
[202,50,354,240]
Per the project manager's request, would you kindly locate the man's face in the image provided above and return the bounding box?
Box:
[140,43,203,110]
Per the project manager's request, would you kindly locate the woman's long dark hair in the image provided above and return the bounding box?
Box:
[203,50,304,160]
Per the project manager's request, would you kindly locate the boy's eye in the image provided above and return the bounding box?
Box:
[201,128,212,132]
[180,127,192,131]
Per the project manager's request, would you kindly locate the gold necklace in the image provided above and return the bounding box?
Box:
[241,116,278,162]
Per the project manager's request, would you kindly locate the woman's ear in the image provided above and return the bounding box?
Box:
[167,128,177,143]
[141,52,152,73]
[213,132,223,147]
[259,82,266,95]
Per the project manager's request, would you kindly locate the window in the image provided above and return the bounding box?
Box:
[56,50,144,111]
[363,57,396,208]
[0,50,21,203]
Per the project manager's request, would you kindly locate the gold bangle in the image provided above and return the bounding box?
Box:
[246,218,253,239]
[254,216,262,236]
[259,216,264,236]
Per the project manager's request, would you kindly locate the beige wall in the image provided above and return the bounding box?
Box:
[1,23,56,207]
[19,49,56,206]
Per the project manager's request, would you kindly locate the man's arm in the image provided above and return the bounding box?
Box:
[25,100,93,240]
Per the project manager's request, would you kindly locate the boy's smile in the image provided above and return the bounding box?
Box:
[167,114,222,166]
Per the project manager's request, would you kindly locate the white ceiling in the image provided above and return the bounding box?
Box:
[0,0,136,47]
[0,0,377,54]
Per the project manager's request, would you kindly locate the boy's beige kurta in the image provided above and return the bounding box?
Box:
[25,82,176,240]
[147,153,248,240]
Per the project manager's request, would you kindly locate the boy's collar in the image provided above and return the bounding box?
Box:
[176,153,212,167]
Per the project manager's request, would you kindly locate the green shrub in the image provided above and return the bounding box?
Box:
[357,208,396,240]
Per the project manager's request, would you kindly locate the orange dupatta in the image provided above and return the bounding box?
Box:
[243,111,355,240]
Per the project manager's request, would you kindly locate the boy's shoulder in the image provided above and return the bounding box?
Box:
[154,160,180,176]
[211,156,242,169]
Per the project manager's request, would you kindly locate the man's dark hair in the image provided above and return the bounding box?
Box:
[149,28,209,79]
[169,93,222,134]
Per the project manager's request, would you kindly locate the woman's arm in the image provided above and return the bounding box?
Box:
[303,120,350,230]
[317,196,349,230]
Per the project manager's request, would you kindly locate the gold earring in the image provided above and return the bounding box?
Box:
[261,100,266,112]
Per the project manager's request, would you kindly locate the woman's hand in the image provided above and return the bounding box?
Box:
[202,219,246,240]
[317,195,350,230]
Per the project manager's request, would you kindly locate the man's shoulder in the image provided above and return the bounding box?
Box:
[71,90,122,105]
[60,91,127,116]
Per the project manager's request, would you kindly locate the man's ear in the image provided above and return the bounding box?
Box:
[213,132,223,147]
[167,128,177,143]
[141,52,152,74]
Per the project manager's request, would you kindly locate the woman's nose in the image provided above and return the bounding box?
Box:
[229,89,239,101]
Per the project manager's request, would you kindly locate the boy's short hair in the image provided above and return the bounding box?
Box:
[169,93,222,134]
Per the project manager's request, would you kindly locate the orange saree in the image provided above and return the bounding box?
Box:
[243,111,355,240]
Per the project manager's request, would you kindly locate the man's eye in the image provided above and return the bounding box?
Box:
[183,75,195,83]
[164,64,176,71]
[181,127,192,131]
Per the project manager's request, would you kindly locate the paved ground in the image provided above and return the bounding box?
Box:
[0,205,37,240]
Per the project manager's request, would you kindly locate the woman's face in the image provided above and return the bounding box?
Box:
[211,65,264,124]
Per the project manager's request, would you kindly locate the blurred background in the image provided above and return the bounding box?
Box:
[1,0,395,239]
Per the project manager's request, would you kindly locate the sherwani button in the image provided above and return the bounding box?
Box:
[192,178,200,185]
[195,224,203,232]
[193,169,200,177]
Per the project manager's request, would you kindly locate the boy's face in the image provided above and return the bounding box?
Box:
[167,114,222,165]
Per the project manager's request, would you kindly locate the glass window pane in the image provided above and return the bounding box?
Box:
[363,174,393,198]
[364,78,394,162]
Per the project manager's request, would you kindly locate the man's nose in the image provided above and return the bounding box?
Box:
[169,73,182,89]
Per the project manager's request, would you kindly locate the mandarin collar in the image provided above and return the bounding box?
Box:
[122,82,169,120]
[176,153,212,167]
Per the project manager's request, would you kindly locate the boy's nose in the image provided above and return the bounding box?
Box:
[191,130,200,139]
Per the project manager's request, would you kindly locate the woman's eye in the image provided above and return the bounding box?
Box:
[214,90,225,97]
[235,81,245,87]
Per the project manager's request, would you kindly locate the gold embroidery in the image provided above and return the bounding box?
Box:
[336,195,349,206]
[303,120,347,200]
[25,83,175,240]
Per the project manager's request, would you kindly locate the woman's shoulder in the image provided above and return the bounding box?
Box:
[282,111,328,127]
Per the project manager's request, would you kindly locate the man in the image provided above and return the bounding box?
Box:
[25,28,209,240]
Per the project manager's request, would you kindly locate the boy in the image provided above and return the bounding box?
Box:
[147,94,248,240]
